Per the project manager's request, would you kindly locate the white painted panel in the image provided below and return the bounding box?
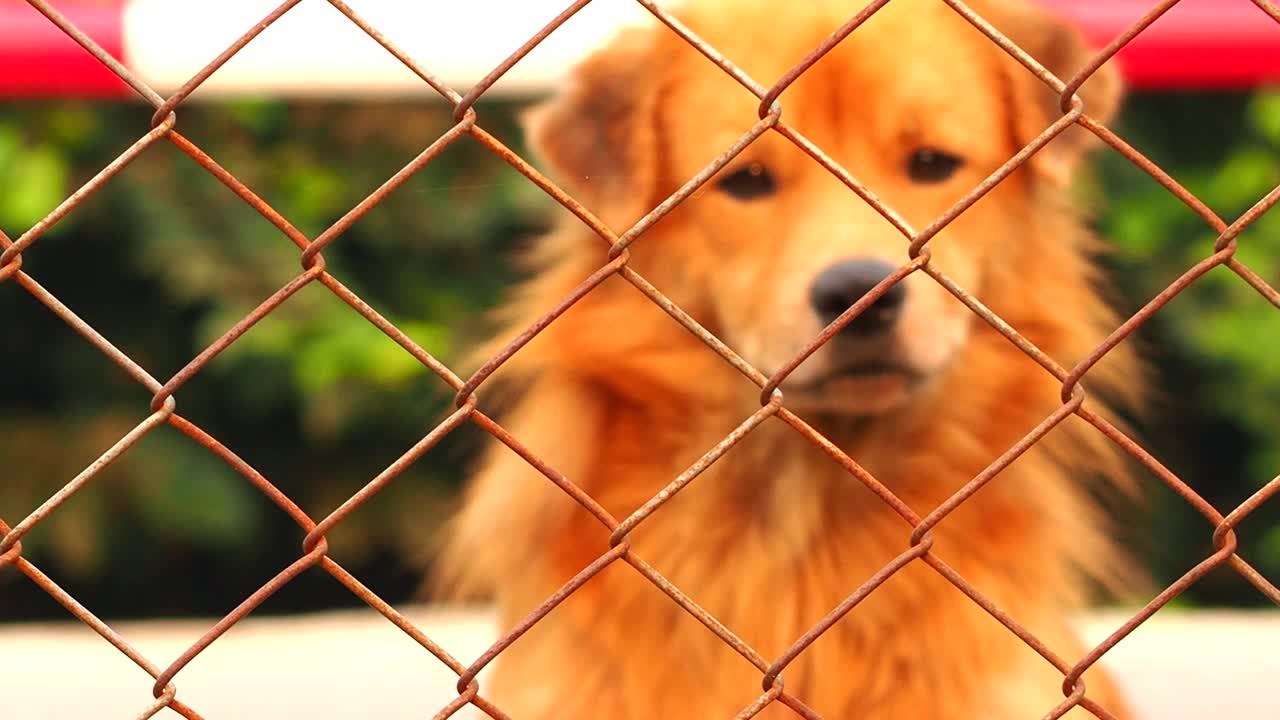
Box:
[123,0,654,98]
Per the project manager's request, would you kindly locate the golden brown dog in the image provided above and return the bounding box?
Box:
[444,0,1139,716]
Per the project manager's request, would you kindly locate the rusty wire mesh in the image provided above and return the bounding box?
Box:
[3,0,1280,718]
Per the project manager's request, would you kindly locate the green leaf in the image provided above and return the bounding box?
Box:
[1260,524,1280,576]
[1247,91,1280,145]
[0,144,69,229]
[1206,147,1278,209]
[129,431,263,548]
[294,314,449,393]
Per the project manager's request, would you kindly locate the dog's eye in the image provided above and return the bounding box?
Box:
[906,148,963,184]
[717,163,776,200]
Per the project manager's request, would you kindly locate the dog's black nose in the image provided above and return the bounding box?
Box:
[808,258,906,336]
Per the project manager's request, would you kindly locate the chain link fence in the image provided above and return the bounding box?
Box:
[2,0,1279,718]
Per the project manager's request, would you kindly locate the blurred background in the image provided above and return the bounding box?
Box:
[2,1,1279,627]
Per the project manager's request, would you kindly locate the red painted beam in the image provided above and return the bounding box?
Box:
[0,2,129,99]
[0,0,1276,98]
[1041,0,1280,89]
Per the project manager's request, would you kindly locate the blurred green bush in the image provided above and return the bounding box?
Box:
[1089,92,1280,604]
[0,92,1276,618]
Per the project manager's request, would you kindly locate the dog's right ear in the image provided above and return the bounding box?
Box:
[978,0,1122,187]
[522,27,663,231]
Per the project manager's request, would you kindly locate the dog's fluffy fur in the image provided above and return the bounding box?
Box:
[443,0,1140,716]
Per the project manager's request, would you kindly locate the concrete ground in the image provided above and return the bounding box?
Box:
[2,607,1277,718]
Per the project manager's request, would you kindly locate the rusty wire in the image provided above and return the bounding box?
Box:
[2,0,1279,717]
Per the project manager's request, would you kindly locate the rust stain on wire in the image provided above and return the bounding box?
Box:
[1,0,1278,717]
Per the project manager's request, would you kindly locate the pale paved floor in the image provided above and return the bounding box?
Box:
[2,607,1277,718]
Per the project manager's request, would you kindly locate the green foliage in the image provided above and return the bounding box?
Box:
[0,123,70,229]
[0,100,542,617]
[1099,92,1280,477]
[128,429,265,549]
[0,92,1277,617]
[1091,90,1280,604]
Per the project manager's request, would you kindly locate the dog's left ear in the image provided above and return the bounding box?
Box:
[521,26,663,231]
[981,0,1123,186]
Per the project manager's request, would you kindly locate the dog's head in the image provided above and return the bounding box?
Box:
[525,0,1120,416]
